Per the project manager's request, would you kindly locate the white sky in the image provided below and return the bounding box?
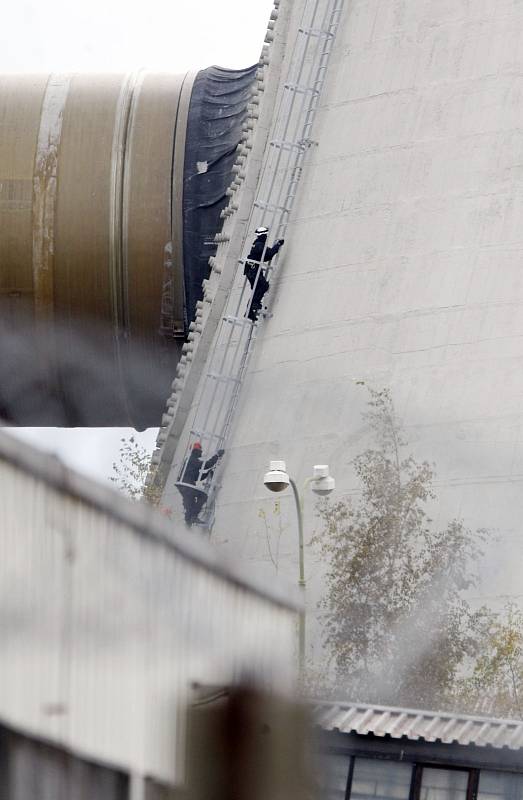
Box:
[10,428,159,484]
[0,0,274,73]
[4,0,273,481]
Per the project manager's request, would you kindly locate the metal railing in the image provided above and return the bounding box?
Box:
[176,0,345,528]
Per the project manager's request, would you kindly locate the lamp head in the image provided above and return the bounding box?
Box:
[311,464,335,496]
[263,460,290,493]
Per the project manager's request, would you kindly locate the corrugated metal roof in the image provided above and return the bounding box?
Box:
[314,700,523,750]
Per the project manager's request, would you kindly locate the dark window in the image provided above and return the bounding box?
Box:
[338,751,523,800]
[318,754,352,800]
[350,757,413,800]
[478,771,523,800]
[420,768,469,800]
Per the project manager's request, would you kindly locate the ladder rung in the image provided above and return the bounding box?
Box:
[223,315,254,328]
[269,139,306,153]
[298,26,334,39]
[190,428,226,443]
[284,82,320,96]
[238,258,264,266]
[207,372,241,385]
[182,0,343,521]
[297,137,318,148]
[254,200,291,214]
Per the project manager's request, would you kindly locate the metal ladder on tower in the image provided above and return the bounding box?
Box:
[175,0,345,529]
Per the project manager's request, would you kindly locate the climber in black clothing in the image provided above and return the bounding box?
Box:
[244,226,284,321]
[180,441,224,525]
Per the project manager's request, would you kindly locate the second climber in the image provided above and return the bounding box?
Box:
[179,441,225,526]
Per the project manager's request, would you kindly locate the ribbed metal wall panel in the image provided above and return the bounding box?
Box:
[0,431,297,785]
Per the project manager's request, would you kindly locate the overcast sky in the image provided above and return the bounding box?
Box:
[0,0,274,73]
[4,0,273,482]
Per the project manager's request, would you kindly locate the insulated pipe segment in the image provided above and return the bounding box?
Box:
[0,66,256,428]
[0,72,193,427]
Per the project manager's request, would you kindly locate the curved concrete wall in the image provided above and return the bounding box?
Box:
[162,0,523,676]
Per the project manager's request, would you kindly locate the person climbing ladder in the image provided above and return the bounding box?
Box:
[244,226,284,321]
[177,441,225,525]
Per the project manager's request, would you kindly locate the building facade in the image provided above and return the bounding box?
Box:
[0,430,297,797]
[317,701,523,800]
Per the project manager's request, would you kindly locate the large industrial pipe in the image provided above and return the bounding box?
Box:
[0,67,255,428]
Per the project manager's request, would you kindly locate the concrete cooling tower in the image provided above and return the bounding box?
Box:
[149,0,523,668]
[0,66,256,427]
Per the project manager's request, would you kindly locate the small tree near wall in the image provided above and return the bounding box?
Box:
[315,388,494,711]
[111,436,161,505]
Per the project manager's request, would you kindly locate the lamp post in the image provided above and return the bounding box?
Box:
[263,460,335,674]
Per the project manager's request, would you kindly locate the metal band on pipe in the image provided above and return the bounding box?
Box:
[32,73,71,321]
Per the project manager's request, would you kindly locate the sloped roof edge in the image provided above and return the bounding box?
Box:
[313,699,523,751]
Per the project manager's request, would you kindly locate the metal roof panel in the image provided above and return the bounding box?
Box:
[314,700,523,751]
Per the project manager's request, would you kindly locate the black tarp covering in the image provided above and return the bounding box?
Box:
[183,64,258,326]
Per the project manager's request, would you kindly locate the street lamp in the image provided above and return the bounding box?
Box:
[263,460,335,673]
